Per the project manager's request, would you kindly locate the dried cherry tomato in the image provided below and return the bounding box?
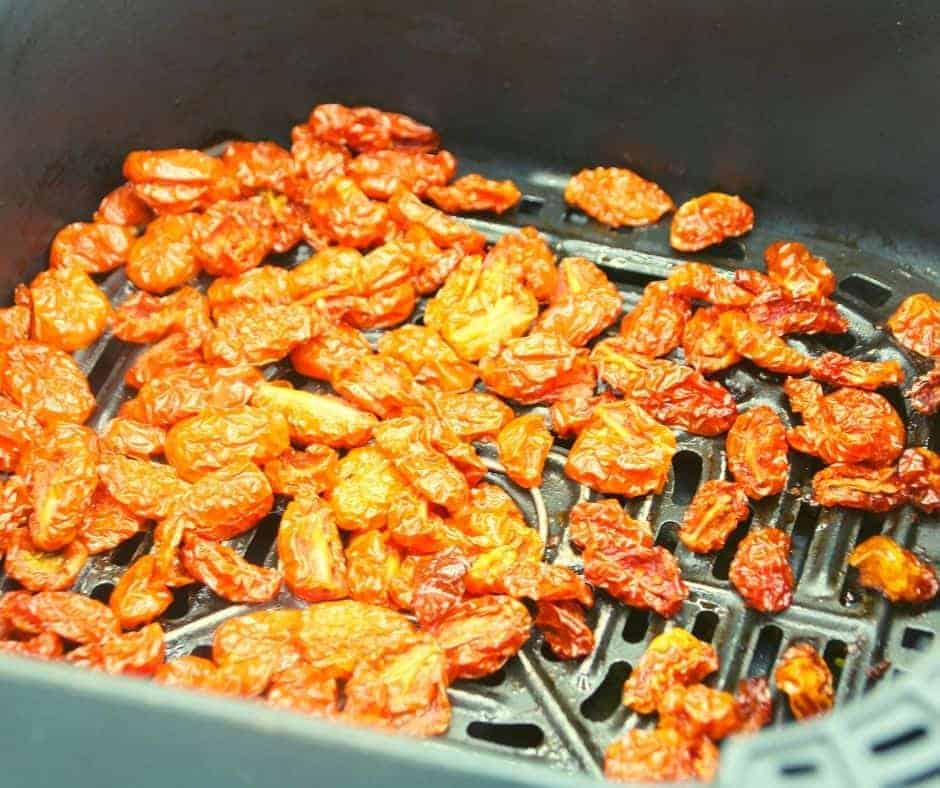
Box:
[848,534,938,604]
[206,266,292,315]
[658,683,742,740]
[618,281,691,358]
[666,262,753,307]
[347,149,456,200]
[289,322,372,383]
[181,534,282,604]
[548,386,616,438]
[25,591,119,643]
[809,352,904,390]
[100,418,166,459]
[764,241,836,299]
[345,530,402,608]
[681,306,740,374]
[774,642,833,720]
[388,489,467,556]
[388,190,486,252]
[79,487,145,555]
[111,287,210,345]
[734,677,772,733]
[746,291,848,336]
[0,341,95,425]
[4,530,88,591]
[484,226,557,302]
[0,630,64,660]
[220,141,298,195]
[670,192,754,252]
[328,446,408,532]
[307,103,440,153]
[0,396,41,474]
[263,446,338,498]
[726,405,790,499]
[213,609,304,693]
[290,124,351,181]
[110,554,174,629]
[377,325,477,393]
[203,302,319,367]
[66,622,165,676]
[0,304,30,346]
[898,447,940,512]
[729,527,793,612]
[565,166,674,227]
[124,148,229,213]
[306,177,395,249]
[425,173,521,214]
[331,354,427,419]
[568,499,653,550]
[98,452,190,520]
[126,214,200,294]
[907,362,940,415]
[496,413,553,489]
[409,547,470,628]
[50,221,137,273]
[533,257,622,347]
[278,496,348,602]
[680,480,749,553]
[534,601,594,660]
[604,727,718,784]
[267,663,340,716]
[93,184,154,227]
[888,293,940,357]
[180,461,273,541]
[433,390,515,442]
[154,656,242,696]
[813,463,904,511]
[719,310,810,374]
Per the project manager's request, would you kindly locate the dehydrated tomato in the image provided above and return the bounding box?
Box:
[180,461,273,541]
[0,303,30,346]
[267,663,340,716]
[213,609,304,694]
[388,489,468,556]
[328,446,408,532]
[165,405,290,481]
[548,385,615,438]
[809,352,904,390]
[568,499,653,550]
[306,176,395,249]
[907,362,940,415]
[734,677,772,733]
[784,378,905,465]
[566,400,677,497]
[484,226,557,302]
[774,642,833,720]
[348,149,456,200]
[23,591,119,643]
[534,601,594,660]
[0,396,41,474]
[124,148,230,214]
[533,257,622,347]
[181,534,282,603]
[388,190,486,252]
[50,221,137,273]
[0,341,95,425]
[680,480,749,553]
[618,281,691,358]
[726,405,790,499]
[93,184,154,227]
[621,628,718,714]
[424,255,538,361]
[565,166,674,227]
[290,124,351,182]
[670,192,754,252]
[290,321,372,382]
[746,291,848,336]
[289,243,408,307]
[888,293,940,357]
[98,452,190,520]
[220,141,298,195]
[335,282,417,330]
[307,103,440,153]
[496,413,553,489]
[0,477,32,553]
[203,302,319,367]
[263,445,338,498]
[604,727,718,784]
[429,595,531,681]
[426,173,521,214]
[123,333,205,390]
[812,463,904,511]
[0,630,64,660]
[100,418,166,459]
[433,390,515,442]
[764,241,836,299]
[658,683,742,740]
[666,261,752,307]
[4,529,88,591]
[345,530,402,608]
[898,447,940,512]
[278,496,348,602]
[154,656,242,696]
[591,339,737,435]
[331,354,426,419]
[848,534,938,604]
[377,325,477,393]
[681,306,740,374]
[191,200,273,277]
[126,214,200,294]
[409,547,470,628]
[719,310,810,374]
[79,487,144,555]
[66,622,164,677]
[729,527,793,612]
[480,333,593,405]
[110,554,174,629]
[206,266,292,315]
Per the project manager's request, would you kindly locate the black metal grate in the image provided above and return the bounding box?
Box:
[2,154,937,784]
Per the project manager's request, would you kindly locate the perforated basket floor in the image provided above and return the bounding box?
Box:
[3,154,938,787]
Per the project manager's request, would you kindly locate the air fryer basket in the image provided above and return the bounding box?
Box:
[1,3,939,787]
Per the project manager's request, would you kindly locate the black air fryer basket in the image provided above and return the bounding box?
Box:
[1,2,938,787]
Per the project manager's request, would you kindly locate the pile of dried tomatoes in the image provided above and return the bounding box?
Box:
[0,103,937,783]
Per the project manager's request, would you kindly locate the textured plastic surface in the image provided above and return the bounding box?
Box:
[1,2,939,787]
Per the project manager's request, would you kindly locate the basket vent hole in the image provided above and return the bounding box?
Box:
[604,266,663,290]
[581,661,632,722]
[518,195,545,215]
[164,587,191,620]
[815,330,857,354]
[700,239,746,260]
[871,725,926,754]
[747,625,783,678]
[623,609,650,643]
[712,514,752,580]
[655,521,679,553]
[823,639,848,690]
[90,583,113,604]
[780,762,818,778]
[244,513,279,566]
[839,274,892,307]
[901,627,934,652]
[474,667,507,687]
[671,451,702,506]
[691,610,719,643]
[466,722,544,749]
[540,641,562,662]
[189,644,212,659]
[789,502,820,581]
[111,531,147,566]
[563,208,589,226]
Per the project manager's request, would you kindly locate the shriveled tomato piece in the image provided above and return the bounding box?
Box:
[726,405,790,499]
[345,530,402,608]
[658,683,742,740]
[180,462,273,541]
[79,487,145,555]
[907,363,940,415]
[719,310,810,374]
[220,141,298,195]
[480,333,593,405]
[426,173,521,214]
[809,352,904,391]
[591,339,737,435]
[429,595,531,681]
[0,396,41,474]
[898,447,940,512]
[278,496,348,602]
[263,446,338,498]
[267,663,340,716]
[566,400,676,497]
[0,341,95,425]
[290,124,350,181]
[484,226,557,302]
[126,214,200,294]
[746,291,848,336]
[548,386,615,438]
[206,266,292,315]
[290,322,372,383]
[0,303,30,346]
[50,221,138,273]
[407,547,470,628]
[734,677,772,733]
[813,463,904,511]
[124,148,232,213]
[568,499,653,550]
[679,480,749,553]
[377,325,477,393]
[604,728,718,784]
[670,192,754,252]
[618,281,691,358]
[888,293,940,357]
[100,418,166,459]
[433,391,514,442]
[181,535,282,603]
[681,306,740,374]
[848,534,938,604]
[203,302,319,367]
[24,591,119,643]
[306,176,395,249]
[388,190,486,252]
[93,184,154,227]
[774,642,833,720]
[784,378,905,465]
[348,149,456,199]
[155,655,242,696]
[0,477,32,554]
[388,489,468,556]
[110,554,173,629]
[66,622,164,676]
[4,532,87,591]
[332,354,427,419]
[534,601,594,660]
[124,333,205,390]
[496,413,553,489]
[667,262,752,307]
[565,166,674,227]
[533,257,622,347]
[213,609,304,694]
[0,630,64,660]
[328,446,407,532]
[621,628,718,714]
[729,527,793,612]
[98,453,190,520]
[764,241,836,299]
[307,103,440,153]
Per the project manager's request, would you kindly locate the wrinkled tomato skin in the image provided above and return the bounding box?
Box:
[181,462,273,541]
[907,363,940,415]
[726,405,790,499]
[680,480,749,553]
[66,622,165,677]
[110,554,174,630]
[848,534,938,604]
[29,265,111,352]
[729,527,794,612]
[898,447,940,512]
[812,463,905,512]
[670,192,754,252]
[532,257,622,347]
[79,487,145,555]
[809,352,903,390]
[126,214,200,294]
[426,174,521,214]
[4,530,88,591]
[719,310,810,374]
[51,221,138,273]
[534,601,595,660]
[565,167,674,228]
[307,103,440,153]
[619,281,691,358]
[496,413,553,489]
[774,642,833,720]
[93,185,154,227]
[604,728,718,784]
[484,226,557,302]
[0,341,95,425]
[278,496,349,602]
[667,262,752,307]
[568,499,653,550]
[181,535,283,604]
[347,149,456,200]
[764,241,836,299]
[887,293,940,357]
